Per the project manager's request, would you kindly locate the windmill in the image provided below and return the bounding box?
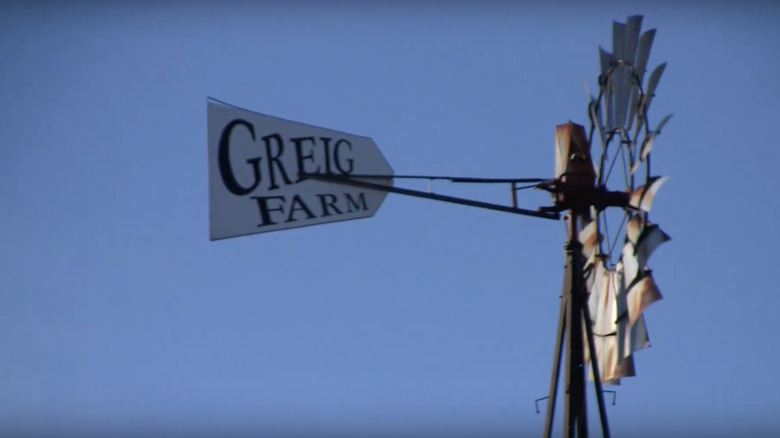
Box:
[207,14,671,438]
[533,15,672,438]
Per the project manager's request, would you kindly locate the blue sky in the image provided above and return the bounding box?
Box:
[2,1,779,437]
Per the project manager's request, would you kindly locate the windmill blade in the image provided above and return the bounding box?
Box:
[623,15,643,67]
[587,260,613,338]
[610,21,631,128]
[626,273,663,326]
[611,16,642,130]
[587,261,633,384]
[635,223,671,267]
[612,265,651,358]
[621,16,642,131]
[641,113,673,160]
[640,62,667,116]
[632,113,673,174]
[632,133,656,174]
[611,20,627,62]
[634,29,657,86]
[579,219,601,260]
[599,46,613,76]
[621,242,640,286]
[626,214,644,245]
[599,47,615,130]
[655,112,674,134]
[627,28,657,131]
[629,176,669,212]
[621,314,652,358]
[591,336,635,385]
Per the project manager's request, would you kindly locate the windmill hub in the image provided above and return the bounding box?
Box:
[540,121,630,215]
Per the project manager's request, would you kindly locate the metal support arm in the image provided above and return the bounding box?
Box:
[299,173,560,220]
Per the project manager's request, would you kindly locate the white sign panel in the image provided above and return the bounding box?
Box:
[208,99,394,240]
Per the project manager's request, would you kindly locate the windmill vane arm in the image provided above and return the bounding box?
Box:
[310,173,549,184]
[299,172,560,220]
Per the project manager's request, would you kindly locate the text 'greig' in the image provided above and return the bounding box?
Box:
[217,118,370,227]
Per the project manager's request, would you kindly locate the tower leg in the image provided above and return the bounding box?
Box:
[543,294,567,438]
[564,236,588,438]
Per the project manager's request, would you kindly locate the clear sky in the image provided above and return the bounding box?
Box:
[2,1,779,437]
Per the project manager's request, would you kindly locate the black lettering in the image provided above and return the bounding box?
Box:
[334,139,354,174]
[286,195,316,223]
[320,137,333,174]
[262,134,293,190]
[317,194,343,217]
[345,192,368,213]
[218,119,261,196]
[292,136,319,182]
[251,195,286,226]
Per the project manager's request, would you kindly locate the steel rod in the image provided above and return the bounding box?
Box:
[300,173,559,220]
[331,173,548,184]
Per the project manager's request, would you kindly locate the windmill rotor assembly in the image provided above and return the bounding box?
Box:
[207,15,671,438]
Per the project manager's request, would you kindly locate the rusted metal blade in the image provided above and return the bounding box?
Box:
[626,274,662,326]
[587,260,639,383]
[579,219,601,260]
[621,242,640,287]
[629,176,669,212]
[622,314,651,358]
[625,214,643,245]
[632,113,672,174]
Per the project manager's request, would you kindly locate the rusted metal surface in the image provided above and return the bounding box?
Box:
[626,274,662,326]
[629,176,669,212]
[586,259,619,382]
[620,242,640,286]
[622,314,651,359]
[584,210,666,385]
[555,122,595,179]
[585,257,642,384]
[626,214,643,245]
[579,220,601,260]
[553,122,598,214]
